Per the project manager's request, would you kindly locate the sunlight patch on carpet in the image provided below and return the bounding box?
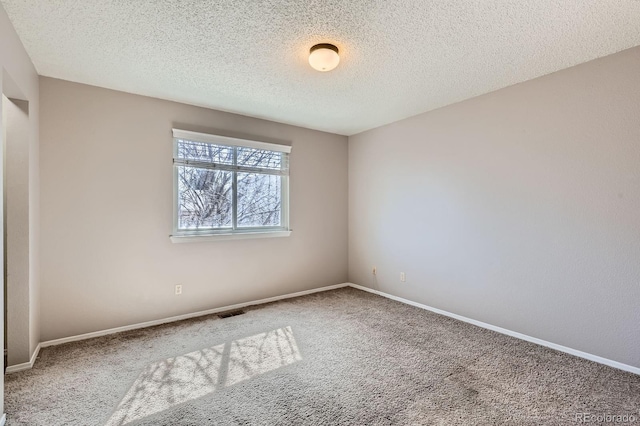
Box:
[106,326,301,426]
[226,325,302,386]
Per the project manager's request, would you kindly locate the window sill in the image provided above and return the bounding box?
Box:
[170,230,292,243]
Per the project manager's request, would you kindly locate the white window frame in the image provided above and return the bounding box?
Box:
[170,129,291,243]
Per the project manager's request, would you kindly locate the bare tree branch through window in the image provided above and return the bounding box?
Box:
[173,137,289,234]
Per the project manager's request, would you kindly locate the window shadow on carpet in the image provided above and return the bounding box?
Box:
[105,326,302,426]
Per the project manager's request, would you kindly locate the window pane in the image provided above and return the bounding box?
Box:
[237,172,281,227]
[177,166,232,229]
[176,139,233,164]
[237,147,283,170]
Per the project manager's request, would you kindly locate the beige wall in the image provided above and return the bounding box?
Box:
[349,46,640,368]
[1,1,41,413]
[39,77,348,341]
[4,97,31,366]
[0,94,5,414]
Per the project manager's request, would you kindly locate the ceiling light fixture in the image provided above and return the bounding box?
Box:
[308,43,340,72]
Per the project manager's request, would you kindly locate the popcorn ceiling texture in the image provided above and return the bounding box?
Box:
[2,0,640,135]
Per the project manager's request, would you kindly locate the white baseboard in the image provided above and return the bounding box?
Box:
[39,283,350,348]
[5,343,41,374]
[348,283,640,376]
[0,413,6,426]
[8,281,639,376]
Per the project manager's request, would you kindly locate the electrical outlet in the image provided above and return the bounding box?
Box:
[400,272,406,282]
[175,284,183,295]
[372,266,377,275]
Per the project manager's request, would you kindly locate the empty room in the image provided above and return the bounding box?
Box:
[0,1,639,425]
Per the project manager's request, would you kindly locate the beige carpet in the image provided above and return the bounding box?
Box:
[5,287,640,425]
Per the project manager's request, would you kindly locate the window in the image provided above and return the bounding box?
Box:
[171,129,291,242]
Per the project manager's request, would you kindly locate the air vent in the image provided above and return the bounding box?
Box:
[218,310,245,319]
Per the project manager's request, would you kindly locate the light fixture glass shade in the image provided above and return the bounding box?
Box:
[309,44,340,72]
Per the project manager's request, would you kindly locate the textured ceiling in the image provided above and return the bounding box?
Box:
[2,1,640,135]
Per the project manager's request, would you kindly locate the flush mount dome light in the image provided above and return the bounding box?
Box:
[309,43,340,72]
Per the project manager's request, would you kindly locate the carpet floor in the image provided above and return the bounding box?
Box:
[4,287,639,425]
